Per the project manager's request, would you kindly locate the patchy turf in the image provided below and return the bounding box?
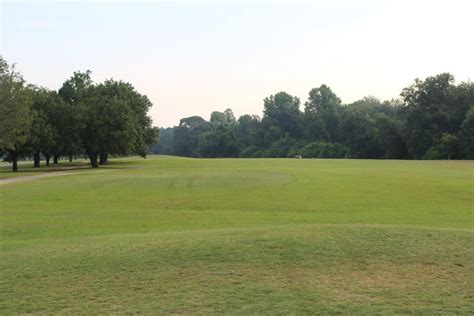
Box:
[0,156,473,314]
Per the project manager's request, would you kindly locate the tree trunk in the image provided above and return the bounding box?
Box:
[11,152,18,172]
[53,155,59,164]
[69,155,73,163]
[34,152,40,168]
[99,152,108,165]
[45,153,50,166]
[89,151,99,168]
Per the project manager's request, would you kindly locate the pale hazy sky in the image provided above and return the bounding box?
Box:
[1,0,473,127]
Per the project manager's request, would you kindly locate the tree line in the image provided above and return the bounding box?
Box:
[2,54,472,170]
[0,56,157,171]
[152,73,474,160]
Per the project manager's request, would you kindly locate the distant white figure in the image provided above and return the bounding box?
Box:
[295,155,302,159]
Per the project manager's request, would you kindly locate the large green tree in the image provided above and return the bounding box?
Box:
[59,72,156,167]
[58,71,94,163]
[235,114,261,149]
[52,95,83,163]
[27,88,60,167]
[401,73,471,158]
[304,85,341,141]
[91,79,157,164]
[262,92,302,145]
[0,56,33,171]
[338,106,385,158]
[173,116,210,157]
[197,109,239,157]
[459,105,474,159]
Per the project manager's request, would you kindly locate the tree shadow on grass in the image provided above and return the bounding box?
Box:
[0,156,149,177]
[0,161,90,175]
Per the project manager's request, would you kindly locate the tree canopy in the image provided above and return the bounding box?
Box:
[151,74,474,160]
[0,56,157,171]
[1,54,472,171]
[0,56,33,171]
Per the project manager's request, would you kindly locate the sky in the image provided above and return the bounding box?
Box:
[1,0,473,127]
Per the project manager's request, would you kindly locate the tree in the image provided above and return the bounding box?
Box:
[173,116,210,157]
[374,113,408,159]
[93,79,157,163]
[80,90,138,167]
[197,121,239,158]
[27,88,59,167]
[196,109,239,157]
[346,97,408,159]
[425,133,462,160]
[304,85,341,141]
[197,129,238,158]
[151,127,173,155]
[262,92,302,142]
[303,113,329,142]
[58,71,94,164]
[267,133,296,158]
[401,73,470,158]
[52,97,83,163]
[338,106,384,158]
[210,108,236,127]
[302,141,349,158]
[58,70,94,104]
[59,73,156,167]
[0,56,33,171]
[459,105,474,159]
[235,114,262,150]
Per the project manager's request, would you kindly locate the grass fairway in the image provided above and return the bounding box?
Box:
[1,156,473,314]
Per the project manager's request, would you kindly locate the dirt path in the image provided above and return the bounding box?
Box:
[0,170,110,185]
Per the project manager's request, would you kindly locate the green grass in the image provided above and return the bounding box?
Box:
[1,156,473,314]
